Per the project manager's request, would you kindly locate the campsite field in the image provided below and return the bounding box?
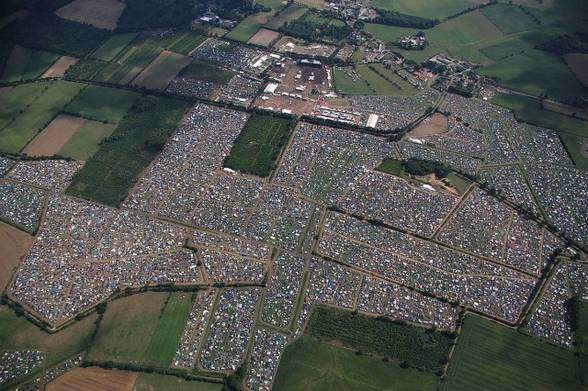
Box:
[223,113,295,177]
[441,314,588,391]
[273,336,439,391]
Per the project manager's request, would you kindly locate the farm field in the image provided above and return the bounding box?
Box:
[0,221,33,292]
[369,0,475,19]
[356,64,418,96]
[257,0,288,11]
[67,95,189,207]
[445,173,472,195]
[54,0,125,30]
[266,4,308,29]
[165,32,206,55]
[578,300,588,381]
[306,305,453,371]
[133,373,223,391]
[0,80,85,154]
[65,85,139,123]
[22,114,85,156]
[441,314,588,391]
[142,293,193,367]
[41,55,78,78]
[180,59,234,84]
[226,11,277,42]
[333,68,372,95]
[132,50,191,90]
[248,28,281,47]
[479,3,538,34]
[564,53,588,88]
[0,305,98,368]
[224,113,295,177]
[46,367,137,391]
[0,81,49,130]
[92,33,138,61]
[58,120,117,160]
[87,292,169,364]
[0,45,60,83]
[273,336,439,391]
[376,158,404,177]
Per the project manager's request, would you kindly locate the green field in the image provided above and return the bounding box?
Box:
[364,23,416,44]
[266,3,308,29]
[257,0,287,11]
[442,313,588,391]
[65,85,139,123]
[306,306,453,371]
[67,95,189,207]
[165,32,206,55]
[492,92,588,169]
[445,172,472,195]
[143,293,193,366]
[58,120,117,161]
[0,305,97,381]
[377,157,403,176]
[369,0,475,19]
[480,3,538,34]
[578,300,588,383]
[0,45,59,83]
[91,33,139,62]
[226,11,277,42]
[333,68,372,95]
[133,51,191,90]
[114,36,164,69]
[0,80,85,153]
[87,292,169,364]
[180,59,234,84]
[224,113,295,177]
[134,373,223,391]
[273,336,440,391]
[0,81,49,130]
[357,64,418,96]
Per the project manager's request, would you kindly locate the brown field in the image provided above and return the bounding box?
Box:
[0,86,14,98]
[54,0,125,30]
[22,114,86,157]
[407,113,448,137]
[2,45,28,81]
[46,367,137,391]
[247,28,281,47]
[542,100,588,121]
[564,53,588,87]
[42,56,79,78]
[132,50,191,90]
[583,138,588,158]
[0,221,34,291]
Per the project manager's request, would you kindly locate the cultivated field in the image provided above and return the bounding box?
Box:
[54,0,125,30]
[46,367,137,391]
[0,221,33,292]
[441,314,587,391]
[92,33,138,61]
[356,64,418,96]
[22,114,85,156]
[87,292,169,364]
[564,53,588,87]
[377,158,404,177]
[226,11,277,43]
[0,82,49,130]
[58,120,116,160]
[265,3,308,29]
[133,373,222,391]
[369,0,477,19]
[0,305,98,367]
[132,50,191,90]
[65,85,139,123]
[1,45,59,83]
[273,336,439,391]
[247,28,281,47]
[408,113,448,137]
[224,114,295,177]
[42,56,79,78]
[333,68,372,95]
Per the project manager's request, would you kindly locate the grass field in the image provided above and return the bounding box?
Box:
[87,292,168,364]
[65,85,139,123]
[266,3,308,29]
[356,64,418,96]
[0,81,49,130]
[132,50,191,90]
[143,293,193,367]
[306,306,453,371]
[114,36,164,69]
[224,113,295,177]
[257,0,287,11]
[67,95,189,207]
[226,11,277,42]
[0,45,60,83]
[273,336,439,391]
[364,23,416,44]
[333,68,372,95]
[377,158,403,176]
[134,373,222,391]
[180,59,234,84]
[441,313,588,391]
[58,120,117,160]
[369,0,475,19]
[445,172,472,195]
[492,92,588,169]
[578,300,588,383]
[165,32,206,55]
[0,80,85,154]
[480,3,538,34]
[0,305,97,368]
[92,33,138,61]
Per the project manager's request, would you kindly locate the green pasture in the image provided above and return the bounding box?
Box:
[0,81,49,130]
[134,373,222,391]
[67,95,189,207]
[0,80,84,154]
[442,313,588,391]
[273,336,440,391]
[181,59,234,84]
[445,172,472,195]
[165,32,206,55]
[257,0,287,11]
[114,36,164,69]
[65,85,139,123]
[226,11,277,42]
[58,120,116,161]
[480,3,538,34]
[0,46,59,83]
[133,51,191,90]
[223,113,295,177]
[369,0,475,20]
[377,158,403,176]
[333,68,372,95]
[143,293,193,367]
[91,33,138,62]
[266,3,308,29]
